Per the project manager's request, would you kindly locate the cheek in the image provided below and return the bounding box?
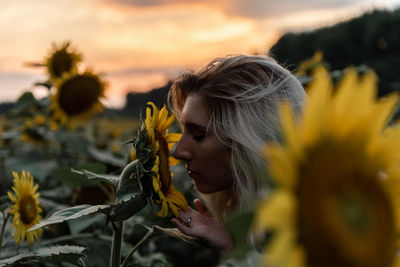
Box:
[199,148,232,191]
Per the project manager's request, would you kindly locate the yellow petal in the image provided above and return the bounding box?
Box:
[166,187,188,209]
[168,156,181,166]
[279,102,301,158]
[166,133,182,143]
[303,66,332,143]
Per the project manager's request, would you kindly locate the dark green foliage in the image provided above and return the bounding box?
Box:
[270,8,400,97]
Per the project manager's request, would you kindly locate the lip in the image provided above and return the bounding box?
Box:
[186,168,199,177]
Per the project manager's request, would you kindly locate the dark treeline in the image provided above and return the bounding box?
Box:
[270,8,400,97]
[2,8,399,116]
[122,8,400,117]
[117,82,172,117]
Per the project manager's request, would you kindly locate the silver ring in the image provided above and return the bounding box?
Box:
[185,216,192,227]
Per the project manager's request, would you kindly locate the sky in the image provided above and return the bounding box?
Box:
[1,0,400,108]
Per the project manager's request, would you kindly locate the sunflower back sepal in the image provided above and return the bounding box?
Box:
[122,137,136,145]
[0,245,86,266]
[109,191,148,222]
[117,159,144,194]
[133,127,154,166]
[28,204,112,232]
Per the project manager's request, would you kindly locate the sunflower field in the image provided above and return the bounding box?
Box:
[1,42,400,267]
[0,42,217,267]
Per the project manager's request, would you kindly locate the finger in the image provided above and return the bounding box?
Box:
[179,208,192,221]
[171,218,191,235]
[193,199,212,216]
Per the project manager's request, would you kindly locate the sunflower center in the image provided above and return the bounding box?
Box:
[297,141,396,267]
[19,194,38,225]
[51,50,73,78]
[58,75,101,116]
[337,192,370,236]
[155,130,172,193]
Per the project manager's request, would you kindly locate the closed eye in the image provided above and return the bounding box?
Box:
[193,134,205,141]
[184,122,207,142]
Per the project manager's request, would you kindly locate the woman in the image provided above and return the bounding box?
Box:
[169,55,306,250]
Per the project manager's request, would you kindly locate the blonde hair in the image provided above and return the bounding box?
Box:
[169,55,305,217]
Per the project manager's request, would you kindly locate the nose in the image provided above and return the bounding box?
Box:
[173,134,192,162]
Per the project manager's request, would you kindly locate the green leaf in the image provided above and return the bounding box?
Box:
[67,213,106,234]
[224,209,255,260]
[40,187,73,201]
[109,191,148,222]
[89,147,126,167]
[6,156,58,183]
[131,251,170,267]
[0,245,86,266]
[53,162,110,188]
[29,204,111,232]
[78,162,107,173]
[71,168,119,190]
[51,169,99,187]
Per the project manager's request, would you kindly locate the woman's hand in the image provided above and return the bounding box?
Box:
[171,198,233,251]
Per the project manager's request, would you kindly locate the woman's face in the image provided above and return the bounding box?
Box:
[173,93,233,194]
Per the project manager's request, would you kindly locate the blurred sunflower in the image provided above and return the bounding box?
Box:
[45,42,82,82]
[133,102,187,217]
[50,70,107,126]
[20,115,47,144]
[256,66,400,267]
[8,171,43,246]
[296,51,324,76]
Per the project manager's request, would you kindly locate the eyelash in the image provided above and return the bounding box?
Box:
[193,135,204,142]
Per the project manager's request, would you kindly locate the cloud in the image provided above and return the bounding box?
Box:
[106,0,207,7]
[226,0,365,18]
[0,71,47,102]
[102,0,366,18]
[106,66,183,77]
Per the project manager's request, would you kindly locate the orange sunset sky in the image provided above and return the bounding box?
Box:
[1,0,399,108]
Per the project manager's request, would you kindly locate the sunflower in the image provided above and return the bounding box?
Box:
[7,171,43,246]
[296,51,324,76]
[255,66,400,267]
[20,115,46,144]
[133,102,187,217]
[50,70,107,126]
[45,42,82,82]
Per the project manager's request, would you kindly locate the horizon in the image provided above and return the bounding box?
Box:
[1,0,400,108]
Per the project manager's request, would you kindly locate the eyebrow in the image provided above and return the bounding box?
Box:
[183,122,207,130]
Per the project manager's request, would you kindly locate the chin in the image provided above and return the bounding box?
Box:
[193,181,215,194]
[194,184,212,194]
[194,182,228,195]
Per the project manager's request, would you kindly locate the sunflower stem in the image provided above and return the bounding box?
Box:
[121,228,155,267]
[0,211,10,252]
[110,220,123,267]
